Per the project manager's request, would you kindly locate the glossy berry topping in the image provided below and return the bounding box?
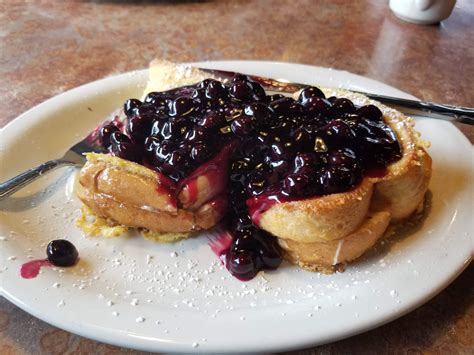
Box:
[127,110,155,143]
[298,86,326,104]
[205,79,228,99]
[303,96,330,117]
[357,104,383,121]
[109,131,131,145]
[197,111,226,130]
[97,76,403,280]
[46,239,79,267]
[145,92,170,111]
[169,97,196,116]
[229,80,254,101]
[99,123,119,148]
[124,98,142,118]
[231,116,256,136]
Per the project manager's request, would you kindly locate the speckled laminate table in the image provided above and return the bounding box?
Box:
[1,1,473,354]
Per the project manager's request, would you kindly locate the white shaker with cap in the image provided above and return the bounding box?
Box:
[389,0,456,25]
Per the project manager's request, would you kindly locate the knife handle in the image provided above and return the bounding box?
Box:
[361,93,474,125]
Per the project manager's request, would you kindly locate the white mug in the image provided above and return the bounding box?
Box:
[389,0,456,25]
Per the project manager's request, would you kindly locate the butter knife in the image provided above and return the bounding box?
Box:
[197,67,474,125]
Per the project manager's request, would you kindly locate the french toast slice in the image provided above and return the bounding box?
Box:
[258,88,432,272]
[77,61,232,238]
[77,150,229,235]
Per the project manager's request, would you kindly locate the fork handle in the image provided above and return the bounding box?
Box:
[0,160,74,201]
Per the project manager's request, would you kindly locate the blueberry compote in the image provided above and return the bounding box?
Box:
[98,75,402,281]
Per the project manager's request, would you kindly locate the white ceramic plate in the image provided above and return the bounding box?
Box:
[0,61,472,353]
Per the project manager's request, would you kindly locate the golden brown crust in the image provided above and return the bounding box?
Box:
[279,210,391,272]
[373,148,432,220]
[80,154,176,213]
[259,178,373,243]
[77,154,226,233]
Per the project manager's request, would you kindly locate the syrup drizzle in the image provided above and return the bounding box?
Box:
[183,179,199,206]
[154,142,235,209]
[20,259,52,279]
[366,168,388,178]
[154,172,178,209]
[247,191,289,226]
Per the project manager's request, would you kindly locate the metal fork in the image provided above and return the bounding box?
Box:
[0,130,106,201]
